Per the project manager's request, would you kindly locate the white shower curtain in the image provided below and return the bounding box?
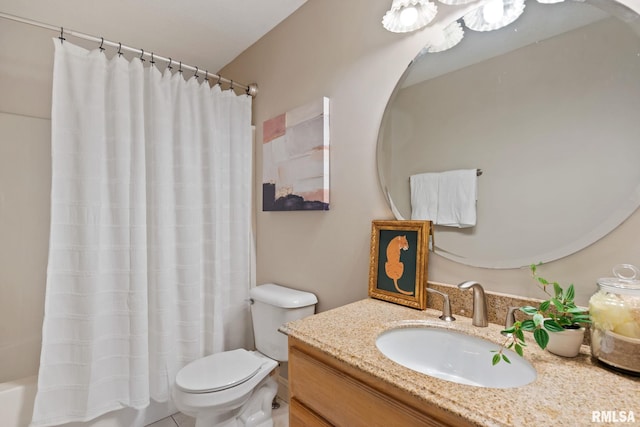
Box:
[31,40,253,427]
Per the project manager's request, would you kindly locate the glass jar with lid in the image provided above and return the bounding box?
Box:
[589,264,640,374]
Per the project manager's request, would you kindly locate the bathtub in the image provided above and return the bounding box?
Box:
[1,376,175,427]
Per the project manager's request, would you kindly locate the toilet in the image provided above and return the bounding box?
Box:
[172,283,318,427]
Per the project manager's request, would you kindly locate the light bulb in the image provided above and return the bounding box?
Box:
[399,6,419,27]
[482,0,504,23]
[382,0,438,33]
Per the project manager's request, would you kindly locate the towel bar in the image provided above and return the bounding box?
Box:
[409,169,482,181]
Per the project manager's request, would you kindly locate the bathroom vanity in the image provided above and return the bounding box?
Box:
[283,298,639,426]
[288,335,471,426]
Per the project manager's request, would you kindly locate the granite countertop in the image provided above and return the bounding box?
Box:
[282,298,640,427]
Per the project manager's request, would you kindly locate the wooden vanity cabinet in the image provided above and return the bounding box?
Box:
[288,336,474,427]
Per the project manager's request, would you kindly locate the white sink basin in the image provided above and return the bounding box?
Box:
[376,326,536,388]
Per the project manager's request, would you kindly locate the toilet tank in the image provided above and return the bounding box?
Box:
[250,283,318,362]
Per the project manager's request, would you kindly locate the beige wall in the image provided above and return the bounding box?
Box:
[222,0,640,312]
[0,18,57,383]
[222,0,411,312]
[0,112,50,383]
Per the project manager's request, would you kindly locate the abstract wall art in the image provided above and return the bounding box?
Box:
[262,97,330,211]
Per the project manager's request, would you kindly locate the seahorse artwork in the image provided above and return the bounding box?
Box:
[384,235,414,295]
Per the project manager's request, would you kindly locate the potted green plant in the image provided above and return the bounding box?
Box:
[492,263,591,365]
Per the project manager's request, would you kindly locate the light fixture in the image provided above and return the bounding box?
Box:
[382,0,438,33]
[426,21,464,53]
[382,0,539,55]
[482,0,505,23]
[463,0,525,32]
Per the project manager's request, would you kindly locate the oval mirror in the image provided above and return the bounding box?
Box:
[377,0,640,269]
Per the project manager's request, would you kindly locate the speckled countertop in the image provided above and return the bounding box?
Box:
[281,298,640,427]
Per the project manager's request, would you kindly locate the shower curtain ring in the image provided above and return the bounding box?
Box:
[216,75,221,85]
[117,42,123,56]
[204,70,209,81]
[168,58,173,69]
[229,80,235,91]
[150,52,155,66]
[139,49,145,62]
[58,27,65,44]
[99,37,105,51]
[179,61,183,73]
[194,66,199,79]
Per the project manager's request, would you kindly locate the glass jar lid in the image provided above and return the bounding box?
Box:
[597,264,640,295]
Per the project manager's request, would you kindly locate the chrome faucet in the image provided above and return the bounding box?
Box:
[457,281,488,327]
[426,288,455,322]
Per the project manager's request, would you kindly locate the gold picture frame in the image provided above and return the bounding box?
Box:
[368,220,432,310]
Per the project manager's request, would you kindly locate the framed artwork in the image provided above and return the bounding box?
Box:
[368,220,432,310]
[262,97,330,211]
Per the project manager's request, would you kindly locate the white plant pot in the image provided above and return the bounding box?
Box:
[546,327,586,357]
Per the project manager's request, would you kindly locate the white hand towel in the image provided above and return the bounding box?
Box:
[436,169,477,228]
[410,173,439,221]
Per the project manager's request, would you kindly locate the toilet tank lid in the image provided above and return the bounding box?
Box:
[250,283,318,308]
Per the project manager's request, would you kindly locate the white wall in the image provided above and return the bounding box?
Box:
[221,0,640,312]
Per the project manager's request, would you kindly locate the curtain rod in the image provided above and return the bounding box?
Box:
[0,11,258,97]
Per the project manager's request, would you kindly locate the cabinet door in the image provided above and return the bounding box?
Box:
[289,341,457,427]
[290,398,332,427]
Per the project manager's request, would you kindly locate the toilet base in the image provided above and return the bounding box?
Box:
[190,375,278,427]
[237,375,278,427]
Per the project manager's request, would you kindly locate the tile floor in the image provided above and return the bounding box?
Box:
[147,399,289,427]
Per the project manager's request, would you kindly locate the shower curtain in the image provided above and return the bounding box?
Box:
[31,40,253,427]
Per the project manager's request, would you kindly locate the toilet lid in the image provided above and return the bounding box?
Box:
[175,349,264,393]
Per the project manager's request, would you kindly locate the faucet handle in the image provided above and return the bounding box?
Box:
[505,306,519,329]
[502,306,519,335]
[426,288,455,322]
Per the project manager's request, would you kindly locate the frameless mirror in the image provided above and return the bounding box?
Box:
[377,0,640,269]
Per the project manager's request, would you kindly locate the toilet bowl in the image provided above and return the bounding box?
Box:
[171,284,317,427]
[172,349,278,427]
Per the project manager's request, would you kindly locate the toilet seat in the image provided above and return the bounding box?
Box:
[175,349,264,393]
